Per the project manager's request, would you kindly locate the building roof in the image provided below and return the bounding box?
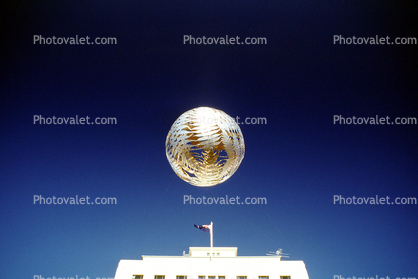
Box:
[114,247,310,279]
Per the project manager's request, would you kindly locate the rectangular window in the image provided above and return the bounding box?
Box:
[155,276,165,279]
[199,276,206,279]
[219,276,225,279]
[280,277,291,279]
[237,276,247,279]
[176,276,187,279]
[133,276,143,279]
[259,276,269,279]
[208,276,216,279]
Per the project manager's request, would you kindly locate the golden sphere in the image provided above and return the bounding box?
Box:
[166,107,245,186]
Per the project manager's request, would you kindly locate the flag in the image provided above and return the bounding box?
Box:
[194,224,211,233]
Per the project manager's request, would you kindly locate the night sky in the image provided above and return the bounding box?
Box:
[1,1,417,279]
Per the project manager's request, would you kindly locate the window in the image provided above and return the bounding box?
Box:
[155,276,165,279]
[219,276,225,279]
[280,277,291,279]
[199,276,206,279]
[216,253,220,256]
[259,276,269,279]
[176,276,187,279]
[237,276,247,279]
[133,276,143,279]
[207,253,210,256]
[208,276,216,279]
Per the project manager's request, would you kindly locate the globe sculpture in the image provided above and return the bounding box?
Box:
[166,107,245,187]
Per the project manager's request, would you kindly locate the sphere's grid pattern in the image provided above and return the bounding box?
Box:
[166,107,245,187]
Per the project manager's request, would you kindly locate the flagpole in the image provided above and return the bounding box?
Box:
[210,221,213,261]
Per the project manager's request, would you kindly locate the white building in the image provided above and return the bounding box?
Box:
[114,247,310,279]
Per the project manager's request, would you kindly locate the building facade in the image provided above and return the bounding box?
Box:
[114,247,310,279]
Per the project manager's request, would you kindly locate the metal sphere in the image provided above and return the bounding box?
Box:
[166,107,245,187]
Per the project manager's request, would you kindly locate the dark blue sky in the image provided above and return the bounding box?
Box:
[1,0,417,278]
